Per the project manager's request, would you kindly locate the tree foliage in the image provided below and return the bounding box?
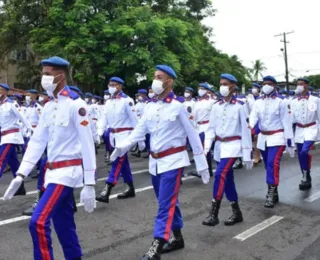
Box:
[0,0,249,95]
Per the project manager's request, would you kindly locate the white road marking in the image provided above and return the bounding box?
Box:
[305,191,320,202]
[233,215,284,242]
[0,176,195,227]
[0,169,150,200]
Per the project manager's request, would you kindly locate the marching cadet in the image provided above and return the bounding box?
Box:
[96,77,138,203]
[247,83,262,164]
[101,90,112,163]
[0,83,32,196]
[38,92,49,105]
[104,90,111,102]
[291,78,320,190]
[110,65,209,260]
[203,74,253,227]
[84,92,100,147]
[184,86,196,109]
[25,89,43,129]
[193,82,216,177]
[3,56,96,260]
[148,86,156,99]
[249,76,294,208]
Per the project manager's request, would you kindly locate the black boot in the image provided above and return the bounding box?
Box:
[299,170,312,190]
[141,238,164,260]
[232,158,243,170]
[22,190,43,216]
[207,156,213,177]
[265,185,276,208]
[14,181,26,196]
[131,150,141,158]
[162,229,185,254]
[274,186,279,204]
[202,200,221,226]
[96,183,114,203]
[117,182,135,199]
[224,201,243,226]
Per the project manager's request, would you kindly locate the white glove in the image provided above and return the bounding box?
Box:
[80,186,96,213]
[3,176,24,200]
[286,146,295,158]
[138,141,146,152]
[110,139,133,161]
[244,161,253,170]
[198,169,210,184]
[110,148,122,162]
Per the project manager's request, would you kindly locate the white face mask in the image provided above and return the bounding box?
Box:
[38,96,44,102]
[184,92,191,98]
[85,98,89,103]
[25,95,31,104]
[198,89,207,97]
[138,96,144,101]
[219,86,230,97]
[148,93,155,99]
[262,84,274,95]
[41,75,59,97]
[108,86,117,95]
[252,88,259,95]
[151,80,165,95]
[92,99,96,104]
[295,85,304,94]
[135,99,138,103]
[104,95,110,100]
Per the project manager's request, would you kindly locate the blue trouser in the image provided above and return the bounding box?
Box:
[37,155,48,191]
[103,129,112,152]
[106,153,133,185]
[29,184,81,260]
[152,168,184,241]
[296,141,314,171]
[0,143,19,178]
[145,134,150,151]
[260,146,285,186]
[213,158,238,201]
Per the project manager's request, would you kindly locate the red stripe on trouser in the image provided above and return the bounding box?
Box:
[308,154,312,170]
[164,168,182,241]
[273,146,285,186]
[216,158,236,200]
[0,144,12,170]
[112,156,124,185]
[36,185,64,260]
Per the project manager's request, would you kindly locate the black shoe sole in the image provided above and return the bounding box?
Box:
[202,220,219,226]
[117,194,135,199]
[162,244,185,254]
[224,219,243,226]
[299,185,312,190]
[95,198,109,203]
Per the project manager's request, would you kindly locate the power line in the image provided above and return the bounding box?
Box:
[275,31,294,91]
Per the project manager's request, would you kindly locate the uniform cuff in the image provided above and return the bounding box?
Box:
[84,170,96,185]
[193,153,208,172]
[18,161,35,177]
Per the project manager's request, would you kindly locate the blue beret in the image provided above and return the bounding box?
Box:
[185,87,194,93]
[263,75,277,84]
[308,86,314,91]
[280,89,287,94]
[221,74,238,83]
[298,78,310,84]
[208,87,216,94]
[14,94,23,99]
[41,56,69,68]
[84,92,93,98]
[156,65,177,79]
[199,82,211,91]
[0,83,9,90]
[70,86,80,93]
[138,89,148,94]
[104,90,110,94]
[288,90,295,96]
[252,83,261,89]
[93,95,101,99]
[28,89,38,94]
[110,77,125,85]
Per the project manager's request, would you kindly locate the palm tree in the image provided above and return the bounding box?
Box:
[251,60,267,81]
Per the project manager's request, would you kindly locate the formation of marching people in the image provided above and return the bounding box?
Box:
[0,56,319,260]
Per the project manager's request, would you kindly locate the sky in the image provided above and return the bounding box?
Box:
[203,0,320,82]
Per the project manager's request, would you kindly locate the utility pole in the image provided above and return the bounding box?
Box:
[275,31,294,91]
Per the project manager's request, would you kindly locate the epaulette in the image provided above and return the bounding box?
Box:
[69,90,79,100]
[174,96,185,103]
[236,100,245,105]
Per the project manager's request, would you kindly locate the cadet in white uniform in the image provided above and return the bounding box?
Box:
[291,78,320,190]
[110,65,209,260]
[3,56,97,260]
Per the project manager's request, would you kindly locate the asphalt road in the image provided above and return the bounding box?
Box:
[1,146,320,260]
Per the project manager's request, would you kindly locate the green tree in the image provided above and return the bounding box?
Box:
[250,59,267,81]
